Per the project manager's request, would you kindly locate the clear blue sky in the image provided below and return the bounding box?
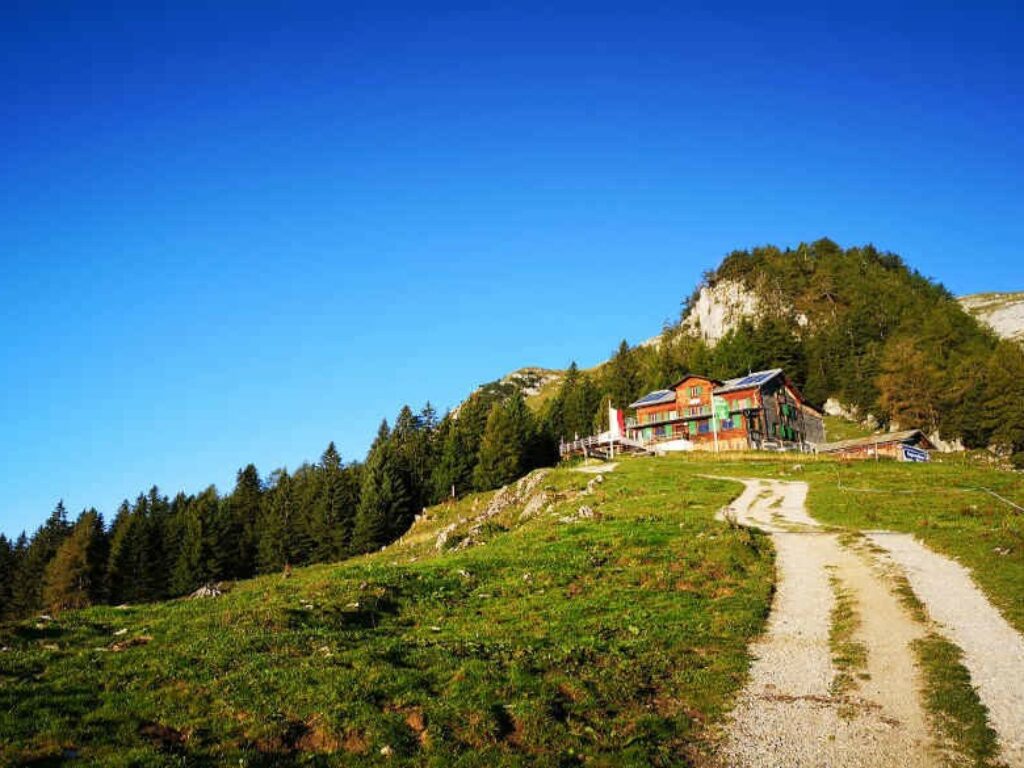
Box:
[2,1,1021,537]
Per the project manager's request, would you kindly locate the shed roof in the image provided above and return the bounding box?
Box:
[816,429,934,454]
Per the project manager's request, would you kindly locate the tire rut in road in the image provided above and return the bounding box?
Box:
[717,479,936,767]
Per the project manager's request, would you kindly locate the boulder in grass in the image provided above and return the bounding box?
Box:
[188,582,224,599]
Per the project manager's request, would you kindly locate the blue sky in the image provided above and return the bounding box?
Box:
[2,1,1021,536]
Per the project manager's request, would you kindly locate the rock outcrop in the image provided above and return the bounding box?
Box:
[499,368,563,398]
[434,468,551,552]
[682,280,763,346]
[959,292,1024,343]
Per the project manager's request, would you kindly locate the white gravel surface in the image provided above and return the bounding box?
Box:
[869,532,1024,767]
[718,479,936,767]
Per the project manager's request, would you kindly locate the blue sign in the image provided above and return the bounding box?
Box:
[901,445,929,462]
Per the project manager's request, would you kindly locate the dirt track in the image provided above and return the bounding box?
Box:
[716,478,1024,768]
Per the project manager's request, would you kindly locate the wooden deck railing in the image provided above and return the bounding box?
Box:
[559,434,651,458]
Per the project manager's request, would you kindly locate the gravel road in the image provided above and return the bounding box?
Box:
[715,477,1024,767]
[869,532,1024,766]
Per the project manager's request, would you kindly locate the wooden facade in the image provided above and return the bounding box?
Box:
[626,369,824,452]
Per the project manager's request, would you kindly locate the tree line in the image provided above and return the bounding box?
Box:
[0,358,640,619]
[0,393,565,619]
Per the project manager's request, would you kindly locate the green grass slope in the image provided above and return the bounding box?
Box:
[820,415,878,443]
[664,453,1024,633]
[0,461,772,767]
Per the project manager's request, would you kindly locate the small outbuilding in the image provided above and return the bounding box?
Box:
[815,429,934,462]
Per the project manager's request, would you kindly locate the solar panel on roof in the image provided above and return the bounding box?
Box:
[641,391,670,402]
[632,390,673,406]
[735,371,774,387]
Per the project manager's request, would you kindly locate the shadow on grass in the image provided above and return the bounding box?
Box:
[285,595,401,632]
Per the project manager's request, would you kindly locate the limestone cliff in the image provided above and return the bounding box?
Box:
[959,292,1024,343]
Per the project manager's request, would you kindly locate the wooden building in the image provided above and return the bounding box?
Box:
[815,429,934,461]
[626,369,824,452]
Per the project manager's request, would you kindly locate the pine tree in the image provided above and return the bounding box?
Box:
[474,394,531,490]
[41,509,107,612]
[421,401,438,432]
[106,499,147,604]
[289,462,320,565]
[141,487,172,600]
[389,403,437,513]
[257,471,309,571]
[370,419,391,452]
[4,532,29,619]
[84,510,108,602]
[170,496,207,595]
[202,489,234,581]
[311,443,349,561]
[352,442,410,553]
[605,340,641,409]
[454,394,492,457]
[9,501,72,617]
[640,331,689,394]
[707,321,760,380]
[229,464,262,578]
[753,317,808,388]
[545,362,601,440]
[432,415,476,500]
[258,472,288,572]
[0,534,15,619]
[981,341,1024,460]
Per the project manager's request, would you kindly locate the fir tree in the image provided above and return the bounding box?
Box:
[311,443,349,561]
[475,399,524,489]
[389,404,436,513]
[257,471,310,571]
[41,509,107,612]
[4,533,29,619]
[545,362,601,441]
[106,499,145,604]
[432,415,476,500]
[135,487,173,600]
[170,495,207,595]
[0,534,15,619]
[9,501,72,617]
[981,341,1024,460]
[352,442,410,553]
[228,464,263,578]
[604,340,641,409]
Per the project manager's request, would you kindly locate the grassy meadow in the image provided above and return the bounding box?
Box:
[3,450,1021,767]
[819,415,878,443]
[0,460,772,767]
